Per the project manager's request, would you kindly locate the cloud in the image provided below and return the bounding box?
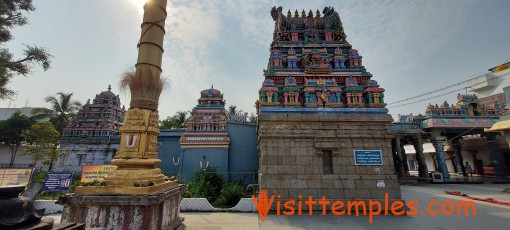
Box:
[224,0,275,45]
[156,0,480,118]
[340,0,479,77]
[158,0,224,116]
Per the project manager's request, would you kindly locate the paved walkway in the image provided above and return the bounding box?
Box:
[46,184,510,229]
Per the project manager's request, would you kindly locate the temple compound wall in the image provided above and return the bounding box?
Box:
[158,121,258,184]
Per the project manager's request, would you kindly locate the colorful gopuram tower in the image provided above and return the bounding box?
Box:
[55,85,125,173]
[178,87,230,180]
[180,87,230,148]
[257,7,401,207]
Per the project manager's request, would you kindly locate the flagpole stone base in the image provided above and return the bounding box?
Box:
[60,185,184,230]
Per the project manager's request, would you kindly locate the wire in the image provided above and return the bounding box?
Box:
[388,73,510,108]
[387,71,489,105]
[387,87,468,108]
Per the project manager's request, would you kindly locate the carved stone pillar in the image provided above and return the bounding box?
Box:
[393,137,406,178]
[430,137,450,180]
[399,140,410,176]
[412,134,429,178]
[452,138,467,176]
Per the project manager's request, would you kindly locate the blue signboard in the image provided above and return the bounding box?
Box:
[43,172,73,191]
[354,150,383,165]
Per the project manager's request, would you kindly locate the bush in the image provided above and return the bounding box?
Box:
[183,168,244,208]
[33,170,47,182]
[183,168,224,203]
[213,182,243,208]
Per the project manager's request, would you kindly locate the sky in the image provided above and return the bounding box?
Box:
[1,0,510,120]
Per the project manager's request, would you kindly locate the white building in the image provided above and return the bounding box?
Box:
[467,62,510,104]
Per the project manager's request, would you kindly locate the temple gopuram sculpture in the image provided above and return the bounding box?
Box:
[180,86,230,148]
[424,93,504,118]
[257,6,401,209]
[421,93,506,180]
[176,87,231,181]
[54,85,125,173]
[260,6,386,109]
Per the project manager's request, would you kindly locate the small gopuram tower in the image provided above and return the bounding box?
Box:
[179,87,230,180]
[61,0,183,229]
[257,7,401,207]
[55,85,125,173]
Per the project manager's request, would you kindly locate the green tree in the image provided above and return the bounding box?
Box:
[160,111,188,129]
[0,0,52,99]
[32,92,81,134]
[174,111,188,127]
[182,167,244,208]
[183,167,224,203]
[228,105,238,115]
[0,111,34,167]
[21,121,60,171]
[248,113,258,124]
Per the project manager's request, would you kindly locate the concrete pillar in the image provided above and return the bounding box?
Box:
[412,135,429,178]
[431,137,451,180]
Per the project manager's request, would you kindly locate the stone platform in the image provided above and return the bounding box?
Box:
[257,110,402,209]
[61,185,184,229]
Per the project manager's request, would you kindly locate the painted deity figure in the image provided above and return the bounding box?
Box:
[288,47,296,54]
[346,75,358,87]
[285,76,297,86]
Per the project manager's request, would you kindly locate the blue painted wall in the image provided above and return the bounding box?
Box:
[227,121,259,185]
[157,121,258,185]
[157,129,184,176]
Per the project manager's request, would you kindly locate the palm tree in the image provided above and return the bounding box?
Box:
[228,105,238,115]
[248,113,258,124]
[175,111,188,128]
[159,111,188,129]
[32,92,81,135]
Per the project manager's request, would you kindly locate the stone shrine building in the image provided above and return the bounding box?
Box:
[178,87,230,179]
[54,86,125,173]
[257,7,401,207]
[156,87,259,184]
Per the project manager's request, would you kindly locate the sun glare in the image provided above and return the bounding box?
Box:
[132,0,147,13]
